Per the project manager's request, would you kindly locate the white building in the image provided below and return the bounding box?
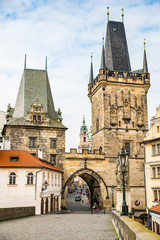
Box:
[0,150,62,216]
[143,105,160,234]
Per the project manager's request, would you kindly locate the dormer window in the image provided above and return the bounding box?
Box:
[10,156,18,162]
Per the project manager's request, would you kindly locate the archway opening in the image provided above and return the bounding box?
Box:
[62,168,108,212]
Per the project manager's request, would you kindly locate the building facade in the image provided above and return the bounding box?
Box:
[0,150,62,218]
[2,61,67,170]
[143,105,160,227]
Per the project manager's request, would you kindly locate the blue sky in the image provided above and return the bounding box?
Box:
[0,0,160,151]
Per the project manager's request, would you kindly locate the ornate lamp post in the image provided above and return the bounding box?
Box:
[118,146,128,216]
[111,185,114,208]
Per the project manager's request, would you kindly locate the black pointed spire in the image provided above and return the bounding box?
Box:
[105,19,131,72]
[89,53,94,83]
[100,35,106,69]
[143,39,148,73]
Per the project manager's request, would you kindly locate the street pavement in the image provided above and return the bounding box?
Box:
[0,191,117,240]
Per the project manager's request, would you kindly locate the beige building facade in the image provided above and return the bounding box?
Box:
[143,105,160,209]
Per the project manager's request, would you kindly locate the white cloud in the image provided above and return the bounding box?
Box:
[0,0,160,151]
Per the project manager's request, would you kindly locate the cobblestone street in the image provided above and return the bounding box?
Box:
[0,213,116,240]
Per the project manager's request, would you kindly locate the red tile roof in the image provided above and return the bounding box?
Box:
[0,150,63,172]
[149,203,160,213]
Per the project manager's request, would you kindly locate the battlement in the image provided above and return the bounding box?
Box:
[65,148,105,160]
[88,69,150,95]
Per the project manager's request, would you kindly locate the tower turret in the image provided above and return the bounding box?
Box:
[100,35,106,69]
[143,39,148,73]
[89,53,94,83]
[78,116,89,153]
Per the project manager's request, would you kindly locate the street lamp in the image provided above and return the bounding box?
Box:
[118,146,128,216]
[111,185,114,208]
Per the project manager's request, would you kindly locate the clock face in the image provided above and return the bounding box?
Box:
[135,200,140,206]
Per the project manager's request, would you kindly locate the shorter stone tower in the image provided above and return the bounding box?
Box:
[2,56,67,170]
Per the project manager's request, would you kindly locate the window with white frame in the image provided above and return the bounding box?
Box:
[9,172,16,184]
[152,143,160,156]
[27,172,33,184]
[153,189,160,201]
[151,166,160,178]
[58,175,60,186]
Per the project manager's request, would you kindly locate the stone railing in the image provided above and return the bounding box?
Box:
[112,211,160,240]
[0,207,35,221]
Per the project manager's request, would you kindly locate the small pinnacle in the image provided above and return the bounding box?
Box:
[121,8,124,23]
[107,6,109,22]
[91,52,93,62]
[102,33,104,45]
[144,38,146,50]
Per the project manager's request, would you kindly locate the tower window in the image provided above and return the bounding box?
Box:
[33,115,36,121]
[157,126,159,133]
[38,116,41,121]
[125,142,130,156]
[83,137,86,142]
[50,154,56,164]
[96,118,99,132]
[132,122,134,128]
[50,139,56,148]
[29,137,36,148]
[119,121,121,127]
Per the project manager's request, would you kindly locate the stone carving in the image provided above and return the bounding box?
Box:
[123,99,131,123]
[137,107,144,127]
[110,106,117,126]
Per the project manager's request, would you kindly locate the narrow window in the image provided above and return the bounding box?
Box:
[157,126,159,133]
[50,139,56,148]
[43,172,45,183]
[157,167,160,178]
[96,118,99,132]
[125,142,130,156]
[48,172,50,185]
[52,174,53,186]
[50,154,56,164]
[132,122,134,128]
[38,116,41,121]
[0,137,3,142]
[152,145,156,156]
[152,167,156,178]
[29,137,36,148]
[55,175,57,186]
[83,137,86,142]
[154,190,158,201]
[33,115,36,121]
[157,144,160,155]
[119,121,121,127]
[27,172,33,184]
[9,172,16,184]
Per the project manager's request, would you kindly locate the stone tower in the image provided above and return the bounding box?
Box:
[2,56,67,170]
[78,116,89,153]
[88,14,150,210]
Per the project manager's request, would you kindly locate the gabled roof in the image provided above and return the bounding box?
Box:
[149,203,160,214]
[105,21,131,72]
[0,150,63,172]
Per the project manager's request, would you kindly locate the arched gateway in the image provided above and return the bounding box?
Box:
[62,149,111,210]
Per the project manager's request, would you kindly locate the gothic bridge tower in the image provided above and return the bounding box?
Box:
[88,9,150,210]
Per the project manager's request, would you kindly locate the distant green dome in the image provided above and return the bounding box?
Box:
[80,116,88,131]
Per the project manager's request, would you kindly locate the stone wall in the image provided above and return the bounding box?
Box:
[112,210,160,240]
[0,207,35,221]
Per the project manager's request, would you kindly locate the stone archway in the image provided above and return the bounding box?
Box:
[62,168,109,209]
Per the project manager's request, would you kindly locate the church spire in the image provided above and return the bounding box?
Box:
[143,39,148,73]
[100,34,106,69]
[89,53,94,83]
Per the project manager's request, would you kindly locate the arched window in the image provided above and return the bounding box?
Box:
[83,137,86,142]
[27,172,33,184]
[9,172,16,184]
